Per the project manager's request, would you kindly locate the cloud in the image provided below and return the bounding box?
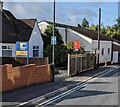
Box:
[4,2,53,20]
[3,2,116,26]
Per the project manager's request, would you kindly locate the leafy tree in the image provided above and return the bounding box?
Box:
[101,23,106,34]
[44,45,69,67]
[42,24,63,49]
[77,24,82,28]
[65,42,85,54]
[88,18,120,40]
[82,18,89,28]
[89,24,96,31]
[116,17,120,29]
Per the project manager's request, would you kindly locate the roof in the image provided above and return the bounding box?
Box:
[14,19,36,41]
[71,27,112,41]
[42,20,119,42]
[1,9,36,43]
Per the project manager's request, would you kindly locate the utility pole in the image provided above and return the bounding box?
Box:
[52,0,55,82]
[97,8,101,68]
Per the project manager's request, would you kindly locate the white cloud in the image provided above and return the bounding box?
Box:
[4,2,53,20]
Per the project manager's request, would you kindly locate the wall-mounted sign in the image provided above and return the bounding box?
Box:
[16,42,28,57]
[73,41,80,50]
[51,36,56,45]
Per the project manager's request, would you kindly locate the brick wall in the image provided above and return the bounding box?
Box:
[0,64,51,92]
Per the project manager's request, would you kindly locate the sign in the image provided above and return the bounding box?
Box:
[51,36,56,45]
[16,42,28,57]
[73,41,80,49]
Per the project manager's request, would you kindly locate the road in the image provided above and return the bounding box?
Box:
[36,66,120,106]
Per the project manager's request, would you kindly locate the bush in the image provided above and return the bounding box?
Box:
[44,45,69,67]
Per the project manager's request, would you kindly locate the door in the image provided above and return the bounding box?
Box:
[113,51,118,63]
[33,50,39,57]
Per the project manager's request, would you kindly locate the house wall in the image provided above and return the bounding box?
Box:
[29,22,43,58]
[56,27,66,44]
[112,42,120,63]
[92,40,112,63]
[57,27,93,52]
[0,43,16,57]
[1,22,43,58]
[38,21,116,64]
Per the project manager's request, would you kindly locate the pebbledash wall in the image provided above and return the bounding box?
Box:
[0,64,51,92]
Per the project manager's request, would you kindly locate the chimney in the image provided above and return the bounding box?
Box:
[0,1,3,11]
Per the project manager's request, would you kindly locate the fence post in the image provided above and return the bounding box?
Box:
[68,54,70,77]
[81,56,82,72]
[75,54,77,75]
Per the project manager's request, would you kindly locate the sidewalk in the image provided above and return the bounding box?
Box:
[2,66,111,106]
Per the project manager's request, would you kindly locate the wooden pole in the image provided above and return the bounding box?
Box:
[97,8,101,68]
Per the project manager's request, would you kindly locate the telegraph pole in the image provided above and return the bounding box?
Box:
[52,0,55,82]
[97,8,101,68]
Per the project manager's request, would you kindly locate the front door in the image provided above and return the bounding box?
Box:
[113,51,118,63]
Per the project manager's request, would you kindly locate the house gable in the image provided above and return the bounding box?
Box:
[29,21,43,57]
[1,9,36,43]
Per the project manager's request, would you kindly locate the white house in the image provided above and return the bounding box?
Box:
[38,20,120,64]
[0,4,43,58]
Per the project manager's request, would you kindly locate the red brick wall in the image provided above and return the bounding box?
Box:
[0,64,51,92]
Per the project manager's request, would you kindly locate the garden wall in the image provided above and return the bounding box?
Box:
[0,64,51,92]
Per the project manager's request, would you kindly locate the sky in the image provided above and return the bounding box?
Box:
[3,1,119,27]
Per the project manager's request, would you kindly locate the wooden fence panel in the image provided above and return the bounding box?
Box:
[68,53,96,77]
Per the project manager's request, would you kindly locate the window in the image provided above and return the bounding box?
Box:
[2,50,12,57]
[2,46,7,49]
[2,45,12,49]
[2,45,12,57]
[33,46,39,50]
[8,46,12,49]
[108,48,110,55]
[101,48,104,55]
[33,50,39,57]
[33,46,39,57]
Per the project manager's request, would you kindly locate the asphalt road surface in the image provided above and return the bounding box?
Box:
[41,66,120,106]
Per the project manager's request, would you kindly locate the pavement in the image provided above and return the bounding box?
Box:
[2,66,116,106]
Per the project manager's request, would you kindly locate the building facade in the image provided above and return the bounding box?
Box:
[1,7,43,58]
[39,21,120,64]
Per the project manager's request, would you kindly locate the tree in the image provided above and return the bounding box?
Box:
[101,23,106,34]
[77,24,82,28]
[89,24,96,30]
[82,18,89,28]
[116,17,120,29]
[88,18,120,41]
[43,24,69,67]
[42,24,63,49]
[44,45,69,67]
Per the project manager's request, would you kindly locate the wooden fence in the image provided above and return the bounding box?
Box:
[68,53,96,76]
[1,57,48,67]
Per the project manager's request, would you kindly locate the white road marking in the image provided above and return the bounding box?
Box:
[36,67,118,106]
[16,66,118,107]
